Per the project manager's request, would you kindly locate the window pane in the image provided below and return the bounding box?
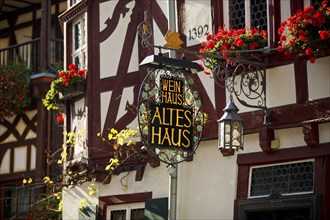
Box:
[111,209,126,220]
[4,185,16,218]
[250,0,267,30]
[74,22,81,50]
[74,56,81,68]
[250,161,314,197]
[229,0,245,29]
[3,184,34,219]
[82,17,86,46]
[130,208,144,220]
[17,186,30,217]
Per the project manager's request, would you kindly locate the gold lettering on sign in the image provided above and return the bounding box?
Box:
[149,76,194,150]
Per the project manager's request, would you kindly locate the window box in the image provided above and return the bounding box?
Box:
[60,82,86,100]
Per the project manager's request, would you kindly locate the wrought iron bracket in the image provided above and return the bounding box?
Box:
[202,54,267,111]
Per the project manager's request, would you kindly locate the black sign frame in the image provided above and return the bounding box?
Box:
[138,66,204,165]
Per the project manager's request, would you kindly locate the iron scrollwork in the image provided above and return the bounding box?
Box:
[203,55,267,110]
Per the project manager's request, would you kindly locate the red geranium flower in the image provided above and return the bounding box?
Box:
[277,0,330,63]
[78,69,86,77]
[199,25,268,72]
[305,48,314,55]
[249,42,259,49]
[319,30,330,40]
[234,37,245,47]
[57,114,64,123]
[309,56,316,63]
[59,71,66,78]
[68,63,77,70]
[277,45,283,52]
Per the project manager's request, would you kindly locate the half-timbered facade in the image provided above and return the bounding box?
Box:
[60,0,330,219]
[0,0,66,219]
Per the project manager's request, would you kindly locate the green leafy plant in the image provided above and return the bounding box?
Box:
[22,177,62,220]
[28,188,62,220]
[199,26,268,74]
[0,63,31,122]
[277,0,330,63]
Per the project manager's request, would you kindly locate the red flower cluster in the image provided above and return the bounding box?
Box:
[0,63,31,121]
[200,26,268,73]
[58,63,86,86]
[278,0,330,63]
[57,113,64,123]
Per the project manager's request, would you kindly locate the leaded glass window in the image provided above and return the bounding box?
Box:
[250,0,267,31]
[227,0,268,30]
[130,208,144,220]
[3,184,34,219]
[110,209,126,220]
[229,0,246,29]
[249,160,314,197]
[108,203,144,220]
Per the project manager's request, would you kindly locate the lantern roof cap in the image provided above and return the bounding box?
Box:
[218,99,242,122]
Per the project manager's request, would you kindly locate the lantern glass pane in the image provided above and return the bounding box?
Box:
[225,123,231,132]
[219,121,225,148]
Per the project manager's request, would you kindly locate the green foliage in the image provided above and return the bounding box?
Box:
[43,78,63,111]
[28,187,62,219]
[0,63,31,121]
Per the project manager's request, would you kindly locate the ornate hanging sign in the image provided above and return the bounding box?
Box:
[138,55,204,165]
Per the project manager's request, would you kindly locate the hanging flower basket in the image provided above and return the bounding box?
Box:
[0,63,31,121]
[199,26,268,74]
[60,82,86,100]
[43,63,87,110]
[277,0,330,63]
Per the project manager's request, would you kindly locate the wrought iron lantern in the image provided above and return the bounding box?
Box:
[218,95,244,151]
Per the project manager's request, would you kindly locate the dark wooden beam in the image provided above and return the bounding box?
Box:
[259,126,275,153]
[242,98,330,133]
[39,0,51,70]
[220,148,235,156]
[290,0,304,15]
[294,57,309,104]
[135,164,145,181]
[303,122,319,146]
[237,143,330,166]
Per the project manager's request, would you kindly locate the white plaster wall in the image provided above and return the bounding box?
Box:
[0,19,9,30]
[62,163,170,219]
[241,133,261,153]
[14,26,32,44]
[319,122,330,143]
[280,0,291,22]
[0,149,10,174]
[99,1,136,79]
[100,91,112,133]
[307,56,330,100]
[183,0,212,47]
[266,64,296,108]
[177,139,238,219]
[274,127,305,149]
[16,12,33,25]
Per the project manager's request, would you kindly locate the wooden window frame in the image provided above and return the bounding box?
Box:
[235,144,330,219]
[98,192,152,220]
